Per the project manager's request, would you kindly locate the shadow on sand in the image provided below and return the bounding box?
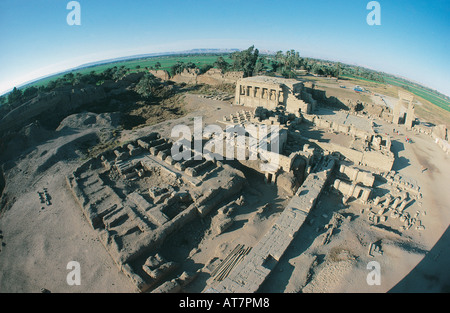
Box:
[389,226,450,293]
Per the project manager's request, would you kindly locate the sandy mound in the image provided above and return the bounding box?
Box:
[0,121,53,163]
[56,112,121,132]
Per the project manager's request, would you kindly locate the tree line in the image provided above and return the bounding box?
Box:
[1,45,391,109]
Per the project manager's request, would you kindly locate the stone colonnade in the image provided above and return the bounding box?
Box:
[235,82,283,110]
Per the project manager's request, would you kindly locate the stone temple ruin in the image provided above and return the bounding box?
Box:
[210,156,335,293]
[65,76,428,293]
[67,132,246,291]
[235,76,317,114]
[304,113,395,172]
[393,90,415,130]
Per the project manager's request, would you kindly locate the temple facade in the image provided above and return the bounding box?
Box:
[234,76,316,114]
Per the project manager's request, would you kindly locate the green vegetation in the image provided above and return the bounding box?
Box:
[265,50,304,78]
[1,46,448,115]
[340,74,384,85]
[307,59,449,113]
[341,65,385,83]
[134,72,175,99]
[18,54,230,91]
[381,75,450,112]
[213,56,229,72]
[229,45,260,77]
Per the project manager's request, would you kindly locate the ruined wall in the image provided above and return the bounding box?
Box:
[148,70,170,81]
[277,153,295,172]
[433,137,450,154]
[67,132,248,291]
[410,124,449,155]
[333,179,371,203]
[312,140,393,172]
[197,69,243,86]
[300,91,317,112]
[171,68,243,86]
[276,171,299,196]
[170,68,200,84]
[286,97,310,115]
[0,86,107,134]
[316,142,364,164]
[310,115,373,140]
[312,88,327,101]
[339,164,375,187]
[361,151,395,172]
[275,154,307,196]
[432,124,448,142]
[0,72,144,136]
[211,157,335,293]
[224,71,244,82]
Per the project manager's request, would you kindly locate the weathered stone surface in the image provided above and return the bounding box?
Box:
[235,76,316,114]
[212,157,335,293]
[66,133,246,291]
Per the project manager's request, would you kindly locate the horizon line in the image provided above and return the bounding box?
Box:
[1,48,449,99]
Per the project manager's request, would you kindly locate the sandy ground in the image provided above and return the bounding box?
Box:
[258,109,450,293]
[0,131,135,292]
[1,89,449,293]
[0,93,257,293]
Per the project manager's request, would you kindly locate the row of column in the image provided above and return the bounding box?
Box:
[239,84,281,102]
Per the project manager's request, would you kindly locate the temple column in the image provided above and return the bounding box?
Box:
[235,83,241,105]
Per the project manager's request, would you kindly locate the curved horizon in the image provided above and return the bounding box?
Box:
[1,0,449,97]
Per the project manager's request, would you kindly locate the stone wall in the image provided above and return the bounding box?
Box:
[170,68,200,84]
[432,124,448,141]
[66,132,247,292]
[286,96,310,115]
[339,164,375,187]
[310,115,373,140]
[148,70,170,81]
[434,137,450,154]
[197,68,244,86]
[170,68,244,86]
[333,179,371,203]
[234,76,316,114]
[209,157,335,293]
[311,141,394,173]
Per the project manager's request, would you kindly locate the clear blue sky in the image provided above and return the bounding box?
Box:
[1,0,449,96]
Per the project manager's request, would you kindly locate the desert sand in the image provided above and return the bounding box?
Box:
[1,80,449,293]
